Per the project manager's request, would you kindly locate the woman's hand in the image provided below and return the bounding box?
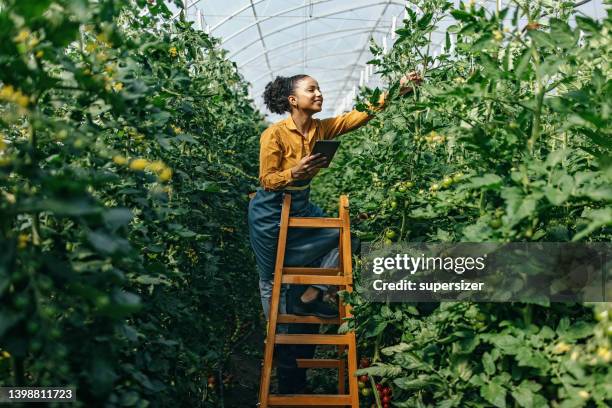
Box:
[291,154,328,180]
[399,71,423,96]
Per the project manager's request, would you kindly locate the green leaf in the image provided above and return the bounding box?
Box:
[469,174,502,189]
[381,342,411,356]
[483,352,496,375]
[451,10,475,23]
[394,375,441,390]
[480,379,507,408]
[356,363,402,378]
[511,380,542,407]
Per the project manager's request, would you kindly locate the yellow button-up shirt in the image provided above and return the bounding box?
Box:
[258,93,386,191]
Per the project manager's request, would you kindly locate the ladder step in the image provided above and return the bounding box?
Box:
[288,217,342,228]
[275,334,350,345]
[283,267,340,276]
[268,394,351,406]
[277,314,341,324]
[281,275,349,285]
[296,358,343,368]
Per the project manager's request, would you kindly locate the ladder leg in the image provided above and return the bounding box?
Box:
[339,195,359,407]
[259,193,292,407]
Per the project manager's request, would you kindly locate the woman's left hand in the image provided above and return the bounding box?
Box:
[399,71,423,96]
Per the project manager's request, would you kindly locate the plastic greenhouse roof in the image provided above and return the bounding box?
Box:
[170,1,606,123]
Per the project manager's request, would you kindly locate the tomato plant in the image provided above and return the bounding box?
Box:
[314,0,611,406]
[0,0,262,406]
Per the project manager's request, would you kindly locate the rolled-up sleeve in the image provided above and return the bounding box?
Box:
[259,129,293,190]
[321,92,386,140]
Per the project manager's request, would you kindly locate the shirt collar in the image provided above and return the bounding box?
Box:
[284,116,297,131]
[284,115,317,133]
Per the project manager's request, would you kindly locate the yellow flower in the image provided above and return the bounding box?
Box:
[104,63,116,74]
[129,158,149,171]
[85,42,96,53]
[169,46,178,57]
[13,29,30,43]
[35,50,44,58]
[15,95,29,108]
[0,137,6,151]
[578,390,589,399]
[0,85,29,108]
[95,51,108,62]
[171,125,182,134]
[96,32,111,46]
[553,342,571,354]
[0,350,10,358]
[147,161,165,173]
[18,233,30,249]
[113,155,128,165]
[596,347,610,362]
[158,167,173,182]
[112,82,124,92]
[493,30,503,41]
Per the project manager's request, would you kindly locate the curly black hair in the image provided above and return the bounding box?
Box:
[262,74,309,114]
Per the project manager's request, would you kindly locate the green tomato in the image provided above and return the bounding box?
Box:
[358,381,366,389]
[385,230,397,240]
[361,388,371,397]
[452,172,464,182]
[430,183,440,192]
[27,321,39,334]
[441,177,453,188]
[30,339,42,352]
[489,219,502,229]
[607,325,612,337]
[14,294,29,310]
[398,185,406,193]
[95,295,110,308]
[390,201,398,210]
[384,238,393,246]
[595,310,608,322]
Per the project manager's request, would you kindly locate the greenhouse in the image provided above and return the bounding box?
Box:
[0,0,610,407]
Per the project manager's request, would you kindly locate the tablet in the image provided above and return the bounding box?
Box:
[311,140,340,168]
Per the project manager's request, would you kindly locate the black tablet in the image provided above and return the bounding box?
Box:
[311,140,340,168]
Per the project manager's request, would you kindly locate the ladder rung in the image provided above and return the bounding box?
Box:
[268,394,351,406]
[277,314,341,324]
[283,267,340,276]
[281,275,349,285]
[296,358,343,368]
[275,334,350,345]
[288,217,342,228]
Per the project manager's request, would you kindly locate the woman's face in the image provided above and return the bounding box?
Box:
[289,76,323,114]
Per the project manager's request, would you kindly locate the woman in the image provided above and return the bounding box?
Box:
[249,72,420,322]
[249,72,420,394]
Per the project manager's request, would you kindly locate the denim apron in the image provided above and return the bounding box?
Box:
[248,178,340,282]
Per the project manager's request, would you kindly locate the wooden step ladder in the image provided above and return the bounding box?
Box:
[258,194,359,408]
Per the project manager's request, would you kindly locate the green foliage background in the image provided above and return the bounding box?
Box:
[0,0,610,407]
[0,0,263,406]
[312,1,611,407]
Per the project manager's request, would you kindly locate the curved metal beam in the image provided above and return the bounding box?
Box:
[250,50,369,84]
[208,0,267,31]
[332,0,394,109]
[228,1,405,59]
[221,0,334,45]
[239,27,391,68]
